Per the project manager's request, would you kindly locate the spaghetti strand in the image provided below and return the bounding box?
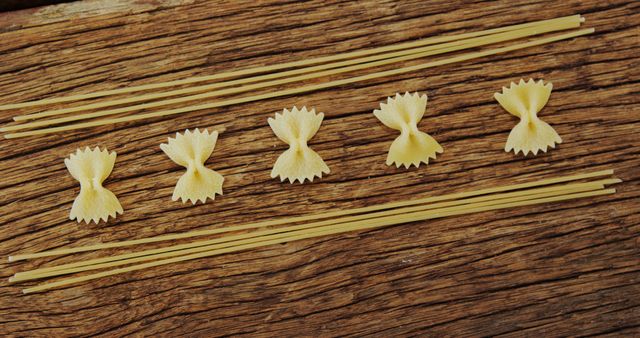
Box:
[22,188,615,293]
[4,28,594,139]
[8,168,612,262]
[3,18,580,127]
[1,15,582,113]
[11,180,615,282]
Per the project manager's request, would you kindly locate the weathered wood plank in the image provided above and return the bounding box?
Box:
[0,0,638,336]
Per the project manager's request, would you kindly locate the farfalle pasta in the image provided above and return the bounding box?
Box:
[268,106,330,183]
[160,128,224,204]
[374,92,443,168]
[65,147,123,224]
[494,79,562,155]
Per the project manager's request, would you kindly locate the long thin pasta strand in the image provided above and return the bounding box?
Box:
[22,188,615,293]
[12,180,615,282]
[5,18,580,126]
[15,181,605,278]
[13,186,602,281]
[2,15,582,113]
[1,29,541,130]
[4,28,594,139]
[8,169,613,262]
[13,180,611,278]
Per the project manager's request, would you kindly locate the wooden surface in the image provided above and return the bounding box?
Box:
[1,0,639,336]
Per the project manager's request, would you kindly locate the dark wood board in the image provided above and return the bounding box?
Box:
[0,0,639,336]
[0,0,77,12]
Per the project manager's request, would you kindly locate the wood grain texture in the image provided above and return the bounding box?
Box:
[0,0,639,336]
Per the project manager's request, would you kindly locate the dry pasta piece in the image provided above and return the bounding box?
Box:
[160,128,224,204]
[268,106,330,183]
[64,147,123,224]
[374,92,443,168]
[494,79,562,155]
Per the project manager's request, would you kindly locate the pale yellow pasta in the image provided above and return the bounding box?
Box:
[374,92,443,168]
[495,79,562,155]
[64,147,123,224]
[160,128,224,204]
[3,29,595,139]
[268,106,330,183]
[8,169,614,262]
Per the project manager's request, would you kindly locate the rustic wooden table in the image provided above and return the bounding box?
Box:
[0,0,638,336]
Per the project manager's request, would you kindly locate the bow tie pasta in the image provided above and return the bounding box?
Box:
[64,147,123,224]
[160,128,224,204]
[268,106,330,183]
[374,92,443,168]
[494,79,562,156]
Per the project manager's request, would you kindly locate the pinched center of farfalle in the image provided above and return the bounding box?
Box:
[64,147,123,224]
[373,92,443,168]
[160,128,224,204]
[494,79,562,156]
[268,106,330,183]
